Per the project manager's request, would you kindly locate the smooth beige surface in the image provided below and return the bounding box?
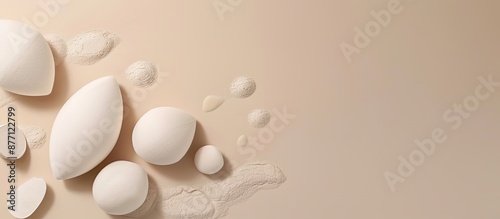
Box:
[1,0,500,218]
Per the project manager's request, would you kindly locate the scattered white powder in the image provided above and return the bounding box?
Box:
[44,34,67,67]
[125,181,158,218]
[67,30,120,65]
[20,126,47,150]
[203,95,225,112]
[125,61,158,88]
[230,77,256,98]
[158,186,215,219]
[156,161,286,219]
[248,109,271,128]
[0,90,15,108]
[200,161,286,218]
[236,135,248,147]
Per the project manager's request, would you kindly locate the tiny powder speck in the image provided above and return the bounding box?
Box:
[237,135,248,147]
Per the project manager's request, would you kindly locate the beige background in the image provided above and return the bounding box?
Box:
[1,0,500,218]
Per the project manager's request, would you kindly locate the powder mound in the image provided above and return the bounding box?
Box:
[44,34,67,67]
[158,186,215,219]
[248,109,271,128]
[125,61,158,88]
[230,76,256,98]
[20,126,47,150]
[125,181,158,218]
[67,30,120,65]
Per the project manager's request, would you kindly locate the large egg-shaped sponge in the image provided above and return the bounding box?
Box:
[50,76,123,180]
[133,107,196,165]
[0,19,55,96]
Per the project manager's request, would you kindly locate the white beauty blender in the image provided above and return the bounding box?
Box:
[133,107,196,165]
[0,19,55,96]
[50,76,123,180]
[8,177,47,219]
[194,145,224,174]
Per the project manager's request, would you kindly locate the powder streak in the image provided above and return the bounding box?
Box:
[156,161,286,219]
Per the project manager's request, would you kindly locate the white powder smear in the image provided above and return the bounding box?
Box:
[125,181,158,218]
[200,161,286,218]
[202,95,225,112]
[230,77,256,98]
[44,34,67,67]
[20,126,47,150]
[125,61,158,88]
[248,109,271,128]
[67,30,120,65]
[158,186,215,219]
[156,161,286,219]
[236,135,248,147]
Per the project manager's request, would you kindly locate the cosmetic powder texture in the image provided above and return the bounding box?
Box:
[230,77,256,98]
[248,109,271,128]
[0,90,15,108]
[67,30,120,65]
[158,186,215,219]
[20,126,47,150]
[156,161,286,219]
[125,61,158,88]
